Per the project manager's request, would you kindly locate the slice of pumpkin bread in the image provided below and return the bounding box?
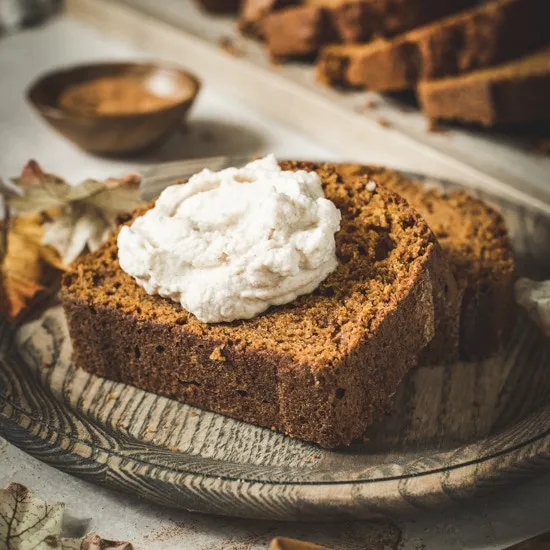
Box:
[417,47,550,126]
[62,161,458,448]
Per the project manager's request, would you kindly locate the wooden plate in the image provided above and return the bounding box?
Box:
[1,159,550,520]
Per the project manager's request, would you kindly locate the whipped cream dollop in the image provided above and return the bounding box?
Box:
[117,155,341,323]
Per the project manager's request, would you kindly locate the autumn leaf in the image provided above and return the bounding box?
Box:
[0,483,64,550]
[0,160,70,213]
[0,160,142,264]
[0,483,133,550]
[0,213,65,322]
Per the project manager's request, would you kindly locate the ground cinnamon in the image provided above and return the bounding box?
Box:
[58,76,178,115]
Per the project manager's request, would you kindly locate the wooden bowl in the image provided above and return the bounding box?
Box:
[27,62,201,155]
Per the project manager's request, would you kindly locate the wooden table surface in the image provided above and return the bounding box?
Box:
[0,14,549,550]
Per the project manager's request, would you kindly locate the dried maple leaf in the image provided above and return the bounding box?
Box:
[0,483,133,550]
[0,161,142,264]
[0,482,65,549]
[0,212,65,322]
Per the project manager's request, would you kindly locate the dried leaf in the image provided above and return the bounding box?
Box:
[515,278,550,337]
[0,214,65,321]
[0,177,23,201]
[84,174,142,216]
[0,482,65,549]
[0,161,142,264]
[0,483,133,550]
[0,160,70,213]
[41,207,113,265]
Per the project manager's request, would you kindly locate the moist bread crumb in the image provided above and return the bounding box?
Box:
[62,161,458,448]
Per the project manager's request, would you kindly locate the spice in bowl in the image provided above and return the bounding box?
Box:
[28,62,201,154]
[58,72,192,116]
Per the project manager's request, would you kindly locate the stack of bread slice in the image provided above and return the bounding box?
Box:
[62,161,517,448]
[240,0,477,57]
[236,0,550,126]
[317,0,550,125]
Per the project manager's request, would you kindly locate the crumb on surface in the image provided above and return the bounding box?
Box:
[219,36,245,57]
[364,99,378,110]
[377,117,391,128]
[355,99,378,114]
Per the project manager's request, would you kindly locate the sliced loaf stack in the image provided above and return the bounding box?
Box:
[63,162,461,448]
[315,0,550,124]
[317,0,549,89]
[235,0,550,126]
[241,0,476,59]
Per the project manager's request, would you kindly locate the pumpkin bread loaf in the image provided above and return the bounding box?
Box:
[62,161,459,448]
[317,0,550,90]
[262,0,476,59]
[335,164,516,360]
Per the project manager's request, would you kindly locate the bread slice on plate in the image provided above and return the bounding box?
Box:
[418,47,550,127]
[317,0,550,90]
[335,164,516,360]
[62,161,459,448]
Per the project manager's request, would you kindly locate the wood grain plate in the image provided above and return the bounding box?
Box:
[1,160,550,520]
